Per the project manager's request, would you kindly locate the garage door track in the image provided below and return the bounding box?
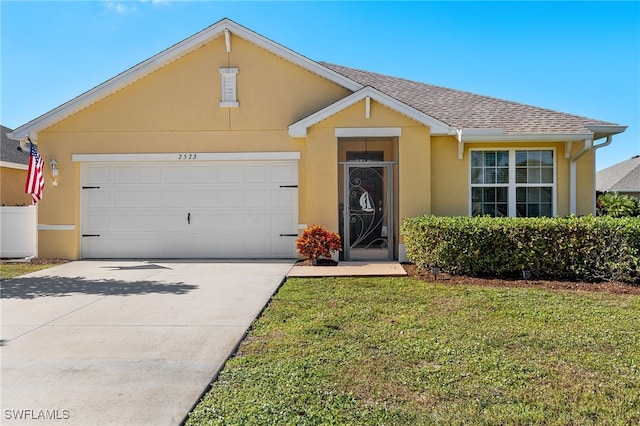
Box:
[0,260,293,425]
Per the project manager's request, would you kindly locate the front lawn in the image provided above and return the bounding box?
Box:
[187,277,640,425]
[0,259,66,280]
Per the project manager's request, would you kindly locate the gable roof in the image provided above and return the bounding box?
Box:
[8,19,626,143]
[321,63,626,141]
[289,86,451,137]
[1,125,29,169]
[9,19,362,141]
[596,155,640,192]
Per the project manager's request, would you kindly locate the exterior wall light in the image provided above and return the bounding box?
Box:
[50,157,58,176]
[50,157,59,186]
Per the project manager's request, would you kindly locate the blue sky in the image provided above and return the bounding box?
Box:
[1,1,638,170]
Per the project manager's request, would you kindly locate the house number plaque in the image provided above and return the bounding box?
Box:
[177,154,198,160]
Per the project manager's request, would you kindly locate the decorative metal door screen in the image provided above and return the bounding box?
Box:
[343,163,393,260]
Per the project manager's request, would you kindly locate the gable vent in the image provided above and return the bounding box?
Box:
[219,67,239,107]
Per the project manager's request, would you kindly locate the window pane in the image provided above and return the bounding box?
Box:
[484,187,496,202]
[540,204,552,217]
[516,151,527,166]
[471,168,483,184]
[471,151,483,167]
[484,168,496,184]
[472,187,482,203]
[528,150,541,166]
[497,187,508,202]
[540,150,553,166]
[528,187,540,202]
[516,168,527,184]
[485,152,496,167]
[496,204,508,217]
[497,167,509,183]
[516,186,553,217]
[541,168,553,183]
[528,168,541,183]
[497,151,509,167]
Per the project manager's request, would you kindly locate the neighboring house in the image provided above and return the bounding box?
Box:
[8,19,627,261]
[0,125,31,206]
[596,155,640,199]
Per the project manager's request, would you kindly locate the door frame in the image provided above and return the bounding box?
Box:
[341,161,395,261]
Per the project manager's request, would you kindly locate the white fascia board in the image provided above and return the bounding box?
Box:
[458,132,595,143]
[0,161,28,170]
[12,18,362,139]
[289,86,451,138]
[335,127,402,138]
[72,152,301,162]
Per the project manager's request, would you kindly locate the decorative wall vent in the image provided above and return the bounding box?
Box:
[219,67,239,107]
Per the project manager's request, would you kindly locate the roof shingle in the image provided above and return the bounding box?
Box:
[320,62,617,135]
[596,156,640,192]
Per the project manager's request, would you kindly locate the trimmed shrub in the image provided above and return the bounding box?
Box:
[296,225,342,260]
[401,215,640,283]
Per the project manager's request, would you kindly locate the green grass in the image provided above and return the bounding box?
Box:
[0,262,61,280]
[187,277,640,425]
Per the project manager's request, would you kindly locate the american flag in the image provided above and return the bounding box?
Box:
[24,142,44,204]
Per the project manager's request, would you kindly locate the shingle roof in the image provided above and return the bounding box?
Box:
[1,125,28,165]
[320,62,618,135]
[596,156,640,192]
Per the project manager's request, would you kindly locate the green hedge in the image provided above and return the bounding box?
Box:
[401,216,640,283]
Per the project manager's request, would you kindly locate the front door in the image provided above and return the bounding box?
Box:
[342,162,393,260]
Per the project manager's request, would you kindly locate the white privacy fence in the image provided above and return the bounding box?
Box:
[0,205,37,258]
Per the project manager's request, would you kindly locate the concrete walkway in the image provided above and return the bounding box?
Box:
[0,260,293,426]
[287,261,407,277]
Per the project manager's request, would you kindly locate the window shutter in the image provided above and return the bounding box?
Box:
[219,68,239,107]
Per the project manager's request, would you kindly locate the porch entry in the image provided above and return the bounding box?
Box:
[341,157,394,261]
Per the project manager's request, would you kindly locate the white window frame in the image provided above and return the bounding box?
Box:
[219,67,239,107]
[469,148,557,217]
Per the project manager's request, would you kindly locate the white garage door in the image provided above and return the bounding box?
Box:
[81,159,298,258]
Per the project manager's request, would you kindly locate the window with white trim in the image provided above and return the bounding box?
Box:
[470,149,555,217]
[219,67,239,107]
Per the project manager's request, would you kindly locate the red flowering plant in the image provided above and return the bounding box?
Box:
[296,225,342,262]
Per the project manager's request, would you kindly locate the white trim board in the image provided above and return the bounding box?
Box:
[289,86,451,138]
[72,152,301,162]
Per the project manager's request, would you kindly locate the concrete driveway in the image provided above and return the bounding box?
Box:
[0,260,294,425]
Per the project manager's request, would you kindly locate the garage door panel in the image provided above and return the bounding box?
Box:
[113,166,135,183]
[165,167,189,183]
[270,164,297,183]
[85,214,110,232]
[218,166,243,183]
[244,165,267,182]
[138,167,163,183]
[218,190,244,207]
[82,160,298,258]
[112,214,137,232]
[86,166,111,185]
[85,190,109,208]
[113,190,137,208]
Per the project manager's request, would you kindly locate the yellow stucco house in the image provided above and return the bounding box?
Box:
[8,19,627,261]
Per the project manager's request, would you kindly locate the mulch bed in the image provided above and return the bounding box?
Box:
[5,258,638,295]
[402,263,640,295]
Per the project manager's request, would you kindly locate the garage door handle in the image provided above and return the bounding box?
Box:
[279,185,298,188]
[82,234,100,237]
[187,213,191,225]
[279,233,298,237]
